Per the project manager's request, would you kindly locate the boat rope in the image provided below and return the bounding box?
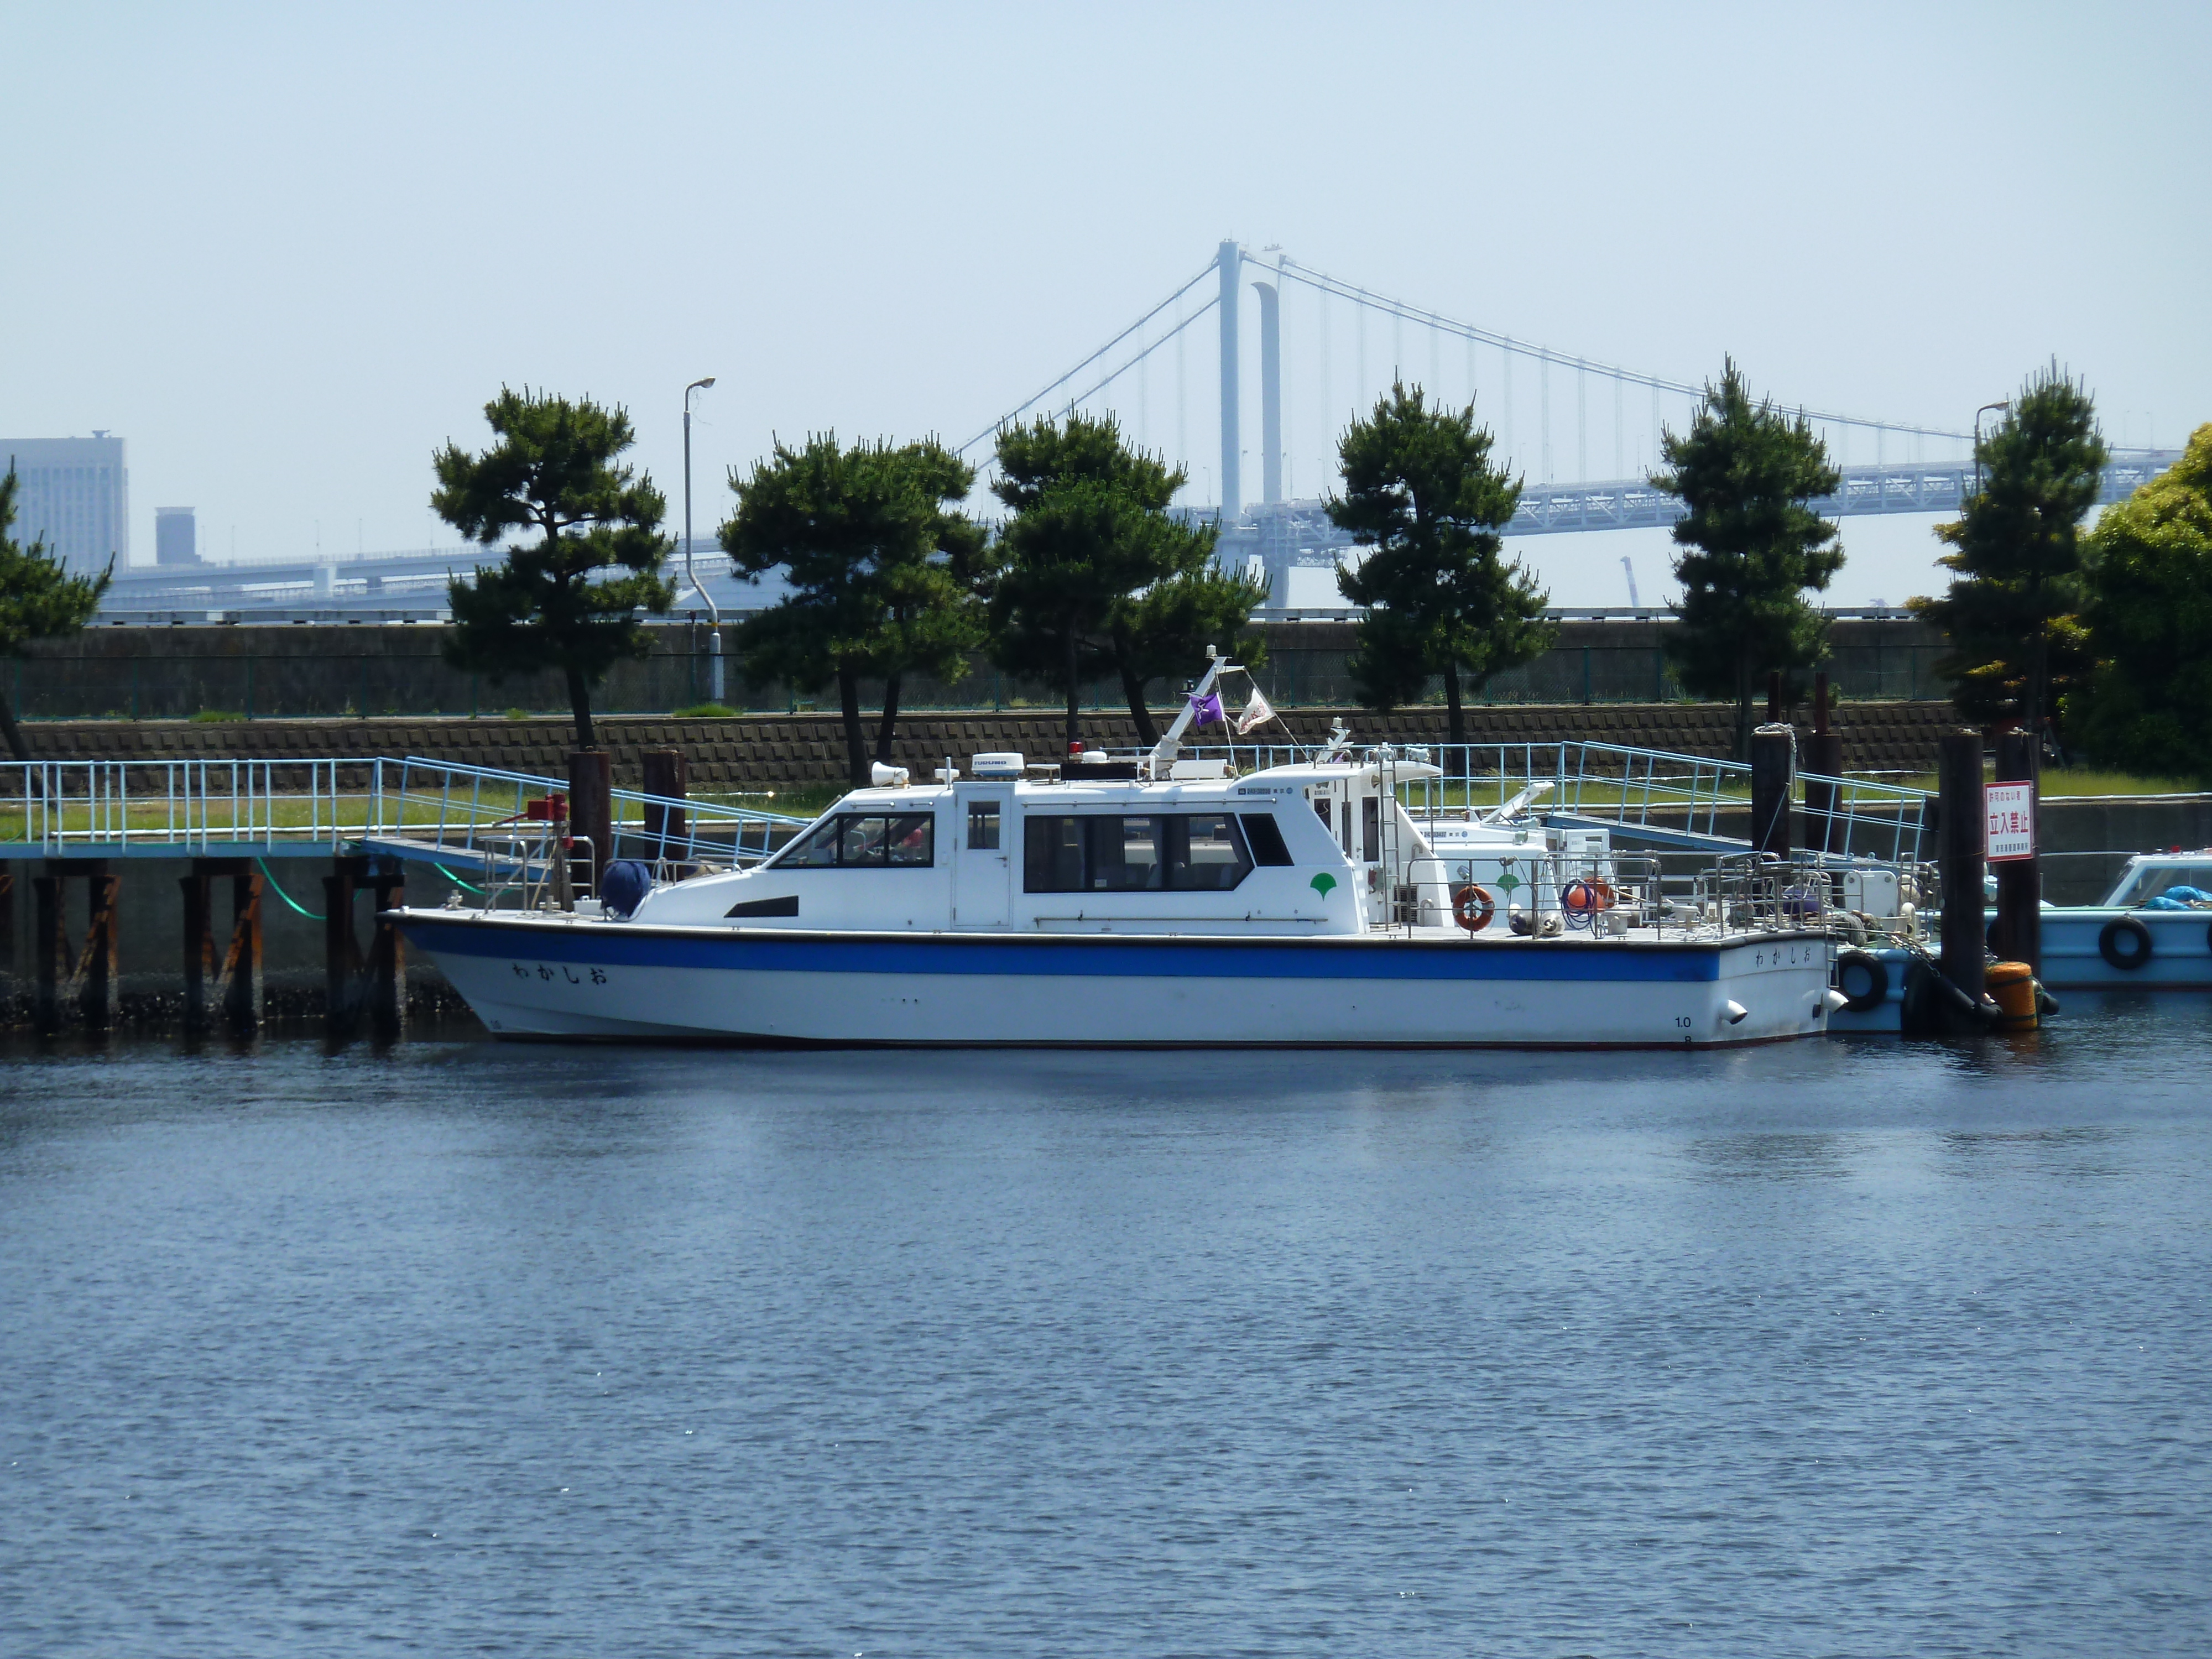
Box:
[435,863,485,894]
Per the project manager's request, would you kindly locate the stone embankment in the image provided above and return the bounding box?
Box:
[28,701,1965,789]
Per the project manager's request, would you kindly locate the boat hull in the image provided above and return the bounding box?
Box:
[2034,907,2212,990]
[395,912,1834,1049]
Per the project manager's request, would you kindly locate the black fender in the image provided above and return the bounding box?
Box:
[2099,915,2153,971]
[1834,948,1891,1014]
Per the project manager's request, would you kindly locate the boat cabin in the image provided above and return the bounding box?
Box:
[2101,852,2212,909]
[627,750,1617,938]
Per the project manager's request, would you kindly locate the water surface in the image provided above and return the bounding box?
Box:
[3,1003,2208,1656]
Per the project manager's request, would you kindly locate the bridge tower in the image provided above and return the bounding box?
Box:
[1254,275,1282,504]
[1217,239,1240,517]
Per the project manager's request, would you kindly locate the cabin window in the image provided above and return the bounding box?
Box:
[1022,813,1254,893]
[1092,816,1162,890]
[774,812,935,869]
[1313,796,1331,831]
[966,800,1002,851]
[1178,814,1252,890]
[1360,796,1380,862]
[1024,815,1086,891]
[1240,813,1295,866]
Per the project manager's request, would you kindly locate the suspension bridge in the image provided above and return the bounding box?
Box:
[955,240,2179,609]
[94,239,2179,622]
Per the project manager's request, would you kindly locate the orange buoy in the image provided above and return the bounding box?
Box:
[1986,961,2038,1030]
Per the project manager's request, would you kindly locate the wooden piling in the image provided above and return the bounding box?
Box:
[182,869,213,1030]
[33,873,63,1035]
[567,750,612,893]
[222,868,263,1032]
[1993,727,2042,972]
[322,860,359,1032]
[1804,672,1846,855]
[641,747,688,863]
[325,856,407,1037]
[78,867,119,1029]
[369,869,406,1036]
[1938,731,1986,1005]
[1750,728,1793,859]
[184,859,260,1033]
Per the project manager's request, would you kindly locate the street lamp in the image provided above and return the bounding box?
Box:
[1973,400,2009,499]
[684,376,720,702]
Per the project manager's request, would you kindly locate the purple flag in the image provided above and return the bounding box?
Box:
[1188,690,1225,728]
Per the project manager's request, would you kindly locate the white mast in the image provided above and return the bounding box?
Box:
[1145,652,1238,779]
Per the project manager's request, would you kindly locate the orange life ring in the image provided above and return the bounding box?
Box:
[1452,883,1496,932]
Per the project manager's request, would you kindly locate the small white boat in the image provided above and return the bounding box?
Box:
[393,664,1839,1049]
[2032,851,2212,990]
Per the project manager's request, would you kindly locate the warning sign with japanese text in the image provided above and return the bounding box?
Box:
[1986,781,2036,862]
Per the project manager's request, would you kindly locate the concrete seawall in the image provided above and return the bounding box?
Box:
[0,857,474,1029]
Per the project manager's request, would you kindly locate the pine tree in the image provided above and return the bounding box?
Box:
[434,388,674,749]
[987,414,1237,753]
[2065,422,2212,776]
[1329,382,1551,745]
[1650,359,1843,759]
[1912,363,2107,732]
[721,435,984,785]
[0,462,111,763]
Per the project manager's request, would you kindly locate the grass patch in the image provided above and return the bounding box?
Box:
[189,709,246,724]
[695,785,842,819]
[672,702,739,719]
[1896,766,2205,797]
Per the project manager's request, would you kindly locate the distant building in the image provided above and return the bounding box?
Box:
[155,505,200,566]
[1,434,130,576]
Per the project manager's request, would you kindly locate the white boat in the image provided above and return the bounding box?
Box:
[392,664,1839,1049]
[2031,850,2212,990]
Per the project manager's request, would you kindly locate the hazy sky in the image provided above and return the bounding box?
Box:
[6,2,2205,606]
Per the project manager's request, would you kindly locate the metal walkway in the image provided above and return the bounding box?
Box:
[0,756,807,869]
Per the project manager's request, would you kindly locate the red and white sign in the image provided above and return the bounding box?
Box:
[1986,781,2037,862]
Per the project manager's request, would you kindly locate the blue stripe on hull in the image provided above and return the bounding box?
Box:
[392,916,1813,985]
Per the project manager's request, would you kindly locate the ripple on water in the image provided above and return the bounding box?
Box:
[0,998,2206,1656]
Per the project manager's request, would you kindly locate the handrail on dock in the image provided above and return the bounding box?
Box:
[0,754,807,868]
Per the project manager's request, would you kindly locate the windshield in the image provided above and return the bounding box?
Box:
[2113,864,2212,906]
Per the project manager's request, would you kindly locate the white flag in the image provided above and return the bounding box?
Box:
[1235,686,1275,734]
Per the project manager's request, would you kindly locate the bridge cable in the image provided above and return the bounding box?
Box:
[1272,257,1968,442]
[956,260,1218,456]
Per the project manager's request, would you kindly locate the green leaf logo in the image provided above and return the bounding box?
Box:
[1310,872,1337,897]
[1496,870,1521,895]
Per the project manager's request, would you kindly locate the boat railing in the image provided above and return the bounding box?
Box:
[1401,742,1929,865]
[1099,735,1930,864]
[468,829,598,912]
[1396,848,1841,941]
